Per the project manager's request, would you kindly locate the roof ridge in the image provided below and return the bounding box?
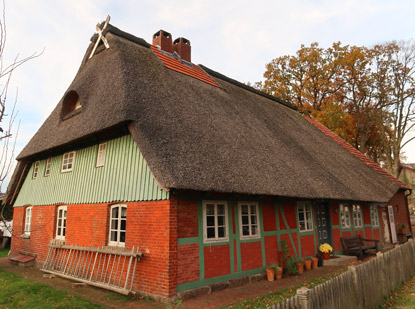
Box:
[305,117,410,190]
[199,65,297,111]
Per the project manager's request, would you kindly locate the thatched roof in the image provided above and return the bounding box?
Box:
[6,24,405,204]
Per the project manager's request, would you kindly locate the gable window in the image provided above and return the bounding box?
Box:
[24,207,33,235]
[45,158,51,176]
[109,204,127,247]
[340,204,351,228]
[203,201,228,243]
[297,201,313,232]
[33,161,40,178]
[56,206,67,240]
[353,204,363,228]
[96,143,106,167]
[61,151,75,172]
[238,202,260,239]
[61,90,81,120]
[370,205,379,227]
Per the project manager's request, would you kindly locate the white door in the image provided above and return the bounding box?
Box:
[388,205,397,243]
[382,208,390,243]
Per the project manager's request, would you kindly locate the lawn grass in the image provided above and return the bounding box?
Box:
[0,248,9,258]
[382,275,415,308]
[0,268,102,308]
[228,268,347,308]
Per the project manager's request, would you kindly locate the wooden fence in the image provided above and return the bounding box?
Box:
[268,239,415,309]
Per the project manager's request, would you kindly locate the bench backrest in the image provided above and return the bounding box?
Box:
[341,235,363,249]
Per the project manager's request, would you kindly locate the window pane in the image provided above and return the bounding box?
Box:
[218,227,225,238]
[251,215,257,225]
[121,207,127,218]
[217,215,224,226]
[62,227,66,236]
[206,204,214,215]
[111,219,118,230]
[112,207,118,218]
[217,204,225,215]
[57,227,61,236]
[111,231,117,242]
[121,219,126,231]
[242,226,249,235]
[241,205,248,214]
[252,225,258,235]
[206,216,215,226]
[207,227,215,239]
[298,211,305,223]
[120,232,125,243]
[250,205,256,214]
[242,215,249,225]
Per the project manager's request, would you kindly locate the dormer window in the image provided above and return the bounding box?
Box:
[61,90,81,120]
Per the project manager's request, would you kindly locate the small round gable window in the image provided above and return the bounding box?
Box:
[61,90,81,119]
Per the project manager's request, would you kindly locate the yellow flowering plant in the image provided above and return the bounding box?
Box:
[319,243,333,253]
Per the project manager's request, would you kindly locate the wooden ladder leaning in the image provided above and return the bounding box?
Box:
[41,240,142,295]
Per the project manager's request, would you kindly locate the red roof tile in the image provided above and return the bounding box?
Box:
[150,45,221,88]
[305,117,410,190]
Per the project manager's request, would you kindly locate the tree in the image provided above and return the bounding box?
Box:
[257,40,415,176]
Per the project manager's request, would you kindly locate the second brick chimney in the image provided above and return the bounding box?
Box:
[153,30,173,53]
[173,37,191,62]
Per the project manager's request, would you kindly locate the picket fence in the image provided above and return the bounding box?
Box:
[268,239,415,309]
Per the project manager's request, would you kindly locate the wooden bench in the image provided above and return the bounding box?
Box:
[341,235,379,260]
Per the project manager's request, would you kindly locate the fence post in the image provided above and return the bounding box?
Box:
[297,286,311,309]
[348,265,363,309]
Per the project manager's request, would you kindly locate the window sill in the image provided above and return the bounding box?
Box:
[53,239,65,245]
[20,234,30,239]
[106,244,126,251]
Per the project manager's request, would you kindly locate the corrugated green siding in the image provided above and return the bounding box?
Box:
[14,135,169,206]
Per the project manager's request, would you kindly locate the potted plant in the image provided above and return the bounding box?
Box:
[400,224,407,234]
[304,258,312,271]
[319,243,333,260]
[286,257,299,276]
[311,256,319,268]
[278,240,290,269]
[275,265,283,280]
[266,266,276,281]
[295,258,304,274]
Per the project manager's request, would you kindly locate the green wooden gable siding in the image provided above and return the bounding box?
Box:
[14,135,169,207]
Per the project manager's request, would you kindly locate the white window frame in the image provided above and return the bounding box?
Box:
[33,161,40,179]
[108,204,127,247]
[61,151,76,172]
[24,207,33,235]
[353,204,363,228]
[238,202,260,239]
[96,143,107,167]
[203,201,228,243]
[297,201,313,232]
[45,158,52,176]
[370,205,380,227]
[340,204,351,228]
[55,206,67,240]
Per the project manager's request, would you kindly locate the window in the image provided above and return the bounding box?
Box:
[61,90,81,119]
[203,201,228,243]
[96,143,106,167]
[370,205,380,227]
[297,201,313,232]
[24,207,32,235]
[340,204,351,228]
[238,202,260,239]
[353,204,363,228]
[45,158,51,176]
[109,204,127,246]
[61,151,75,172]
[56,206,67,240]
[33,161,40,178]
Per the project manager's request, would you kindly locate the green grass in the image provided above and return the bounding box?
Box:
[382,275,415,308]
[227,268,347,308]
[0,249,9,258]
[0,269,102,308]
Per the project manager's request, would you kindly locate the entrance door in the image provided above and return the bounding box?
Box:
[388,205,398,243]
[316,202,332,246]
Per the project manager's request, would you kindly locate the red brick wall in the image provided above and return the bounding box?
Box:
[330,202,339,225]
[299,234,315,257]
[387,190,411,235]
[204,245,231,278]
[332,228,341,252]
[177,200,198,238]
[240,241,262,271]
[282,202,297,229]
[11,199,178,298]
[178,243,199,284]
[262,202,276,231]
[265,235,278,265]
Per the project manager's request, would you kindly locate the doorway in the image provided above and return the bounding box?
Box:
[316,202,332,246]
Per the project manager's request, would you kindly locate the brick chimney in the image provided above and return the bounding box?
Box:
[173,37,191,62]
[153,30,173,53]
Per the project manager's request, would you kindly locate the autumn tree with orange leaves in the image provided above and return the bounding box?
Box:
[257,41,415,178]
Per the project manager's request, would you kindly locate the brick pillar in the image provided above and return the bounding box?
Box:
[167,196,179,297]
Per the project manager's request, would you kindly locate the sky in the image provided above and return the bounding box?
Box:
[2,0,415,189]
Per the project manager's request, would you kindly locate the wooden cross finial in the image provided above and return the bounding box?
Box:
[89,15,111,59]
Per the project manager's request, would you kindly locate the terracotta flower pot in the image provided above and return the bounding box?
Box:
[296,262,304,274]
[311,257,318,268]
[276,266,283,280]
[322,252,330,260]
[266,268,275,281]
[304,259,312,271]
